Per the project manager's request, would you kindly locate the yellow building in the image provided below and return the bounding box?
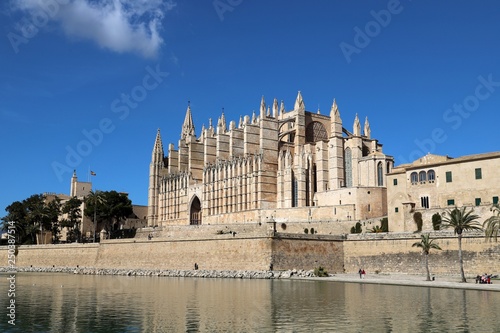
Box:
[387,152,500,232]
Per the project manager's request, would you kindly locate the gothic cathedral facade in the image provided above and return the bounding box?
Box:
[148,92,394,227]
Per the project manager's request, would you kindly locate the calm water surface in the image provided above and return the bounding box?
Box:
[1,273,499,332]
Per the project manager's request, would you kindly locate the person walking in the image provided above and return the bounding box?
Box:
[358,268,362,279]
[361,269,366,279]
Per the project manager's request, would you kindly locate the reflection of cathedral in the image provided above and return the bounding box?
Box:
[148,92,394,227]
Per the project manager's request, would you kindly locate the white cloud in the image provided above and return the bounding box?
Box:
[10,0,176,58]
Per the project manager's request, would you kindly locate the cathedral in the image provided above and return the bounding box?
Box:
[148,92,394,228]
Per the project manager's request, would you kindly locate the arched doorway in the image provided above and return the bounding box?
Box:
[190,196,202,225]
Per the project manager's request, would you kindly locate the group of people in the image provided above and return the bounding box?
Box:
[476,273,494,284]
[358,268,366,279]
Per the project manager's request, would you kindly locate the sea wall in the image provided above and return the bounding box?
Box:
[343,232,500,275]
[1,231,499,276]
[271,234,344,273]
[0,237,272,271]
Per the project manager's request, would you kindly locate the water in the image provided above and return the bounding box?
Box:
[1,273,499,332]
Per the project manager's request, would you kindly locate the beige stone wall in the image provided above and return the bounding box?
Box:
[272,235,344,273]
[2,232,499,276]
[95,238,272,271]
[344,232,500,276]
[2,243,100,268]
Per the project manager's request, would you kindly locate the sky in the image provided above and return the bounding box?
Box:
[1,0,500,215]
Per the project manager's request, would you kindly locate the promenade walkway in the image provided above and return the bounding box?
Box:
[298,273,500,292]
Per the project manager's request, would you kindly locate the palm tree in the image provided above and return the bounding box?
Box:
[440,207,482,282]
[85,191,106,242]
[412,233,442,281]
[483,204,500,242]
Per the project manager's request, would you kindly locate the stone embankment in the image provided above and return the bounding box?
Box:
[0,266,317,279]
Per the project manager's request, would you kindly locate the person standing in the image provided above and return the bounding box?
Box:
[358,268,362,279]
[361,269,366,279]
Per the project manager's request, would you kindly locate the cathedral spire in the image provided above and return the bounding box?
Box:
[152,128,164,164]
[330,99,341,122]
[294,91,305,111]
[353,114,361,136]
[181,103,195,139]
[272,98,279,118]
[364,116,371,139]
[280,100,285,116]
[217,109,227,134]
[260,96,266,118]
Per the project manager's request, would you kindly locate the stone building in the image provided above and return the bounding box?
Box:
[148,92,394,228]
[387,152,500,232]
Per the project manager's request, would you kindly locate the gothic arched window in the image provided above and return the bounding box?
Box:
[345,148,352,188]
[411,172,418,184]
[427,170,435,182]
[377,162,384,186]
[419,171,427,183]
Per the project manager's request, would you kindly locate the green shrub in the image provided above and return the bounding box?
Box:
[350,222,362,234]
[413,212,423,232]
[380,217,389,232]
[304,228,309,234]
[432,213,441,231]
[314,266,328,277]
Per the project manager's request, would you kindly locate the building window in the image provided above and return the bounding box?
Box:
[410,172,418,184]
[446,171,452,183]
[345,148,352,188]
[393,178,398,186]
[493,196,499,205]
[421,196,429,209]
[447,199,455,206]
[395,207,399,213]
[368,204,371,212]
[427,170,435,182]
[292,173,298,208]
[377,162,384,186]
[475,168,482,180]
[419,171,426,183]
[475,198,481,206]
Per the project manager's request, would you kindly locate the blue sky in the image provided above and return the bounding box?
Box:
[1,0,500,214]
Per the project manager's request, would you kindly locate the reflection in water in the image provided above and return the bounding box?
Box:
[0,273,499,332]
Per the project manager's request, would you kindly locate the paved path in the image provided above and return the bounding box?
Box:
[294,273,500,292]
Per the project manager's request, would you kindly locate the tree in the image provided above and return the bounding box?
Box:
[45,197,62,244]
[440,207,482,282]
[84,190,106,241]
[432,213,442,231]
[412,233,442,281]
[483,203,500,242]
[84,191,133,239]
[1,201,28,244]
[60,197,82,242]
[2,194,61,244]
[380,217,389,232]
[413,212,423,232]
[350,222,362,234]
[24,194,49,244]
